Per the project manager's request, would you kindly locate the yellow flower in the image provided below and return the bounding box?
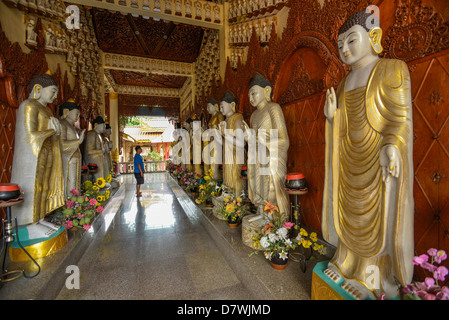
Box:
[105,174,112,183]
[211,192,215,196]
[302,239,312,248]
[105,190,110,199]
[204,175,211,181]
[92,185,99,191]
[236,197,242,203]
[310,232,318,242]
[96,177,106,188]
[225,204,235,213]
[299,228,308,237]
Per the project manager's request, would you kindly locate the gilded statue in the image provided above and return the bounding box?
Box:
[103,123,113,177]
[245,73,289,217]
[218,92,245,197]
[203,97,223,180]
[11,72,65,226]
[59,99,85,198]
[83,116,106,180]
[240,74,290,248]
[321,11,414,299]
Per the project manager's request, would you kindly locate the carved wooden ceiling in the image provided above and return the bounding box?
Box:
[91,8,205,64]
[109,70,188,88]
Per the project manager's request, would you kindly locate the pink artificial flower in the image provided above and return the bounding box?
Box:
[283,222,294,229]
[421,261,438,273]
[428,248,438,257]
[90,198,97,206]
[96,206,104,213]
[413,254,429,266]
[436,286,449,300]
[435,250,447,264]
[83,224,91,230]
[434,266,449,282]
[71,189,80,196]
[66,200,74,209]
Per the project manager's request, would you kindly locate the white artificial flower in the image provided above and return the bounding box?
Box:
[285,238,292,247]
[279,251,288,260]
[260,236,270,248]
[268,233,279,243]
[277,227,288,239]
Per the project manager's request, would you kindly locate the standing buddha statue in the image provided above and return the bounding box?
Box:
[321,10,414,300]
[83,116,106,181]
[203,97,223,180]
[59,99,85,197]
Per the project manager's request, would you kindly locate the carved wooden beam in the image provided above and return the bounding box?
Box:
[102,52,194,77]
[65,0,223,29]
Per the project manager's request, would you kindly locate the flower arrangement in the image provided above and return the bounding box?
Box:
[195,169,221,205]
[401,248,448,300]
[83,177,110,204]
[250,200,325,263]
[220,194,248,224]
[49,189,104,230]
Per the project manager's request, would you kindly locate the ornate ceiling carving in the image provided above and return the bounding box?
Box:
[92,8,204,63]
[109,70,188,88]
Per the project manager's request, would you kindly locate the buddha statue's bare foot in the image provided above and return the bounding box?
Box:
[323,266,342,284]
[341,279,375,300]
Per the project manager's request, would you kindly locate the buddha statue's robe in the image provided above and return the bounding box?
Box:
[102,134,113,176]
[83,130,105,180]
[60,118,82,197]
[247,102,289,219]
[322,59,414,295]
[11,99,65,225]
[223,112,245,196]
[204,111,223,179]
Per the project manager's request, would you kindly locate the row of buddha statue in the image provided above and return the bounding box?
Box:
[176,10,414,300]
[10,71,114,242]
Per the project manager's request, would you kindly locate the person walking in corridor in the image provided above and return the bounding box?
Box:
[134,145,144,197]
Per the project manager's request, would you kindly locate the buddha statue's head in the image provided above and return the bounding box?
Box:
[105,124,112,136]
[207,97,219,115]
[92,116,106,133]
[59,99,80,124]
[248,73,272,108]
[337,10,383,67]
[183,117,193,131]
[28,71,58,104]
[220,92,237,117]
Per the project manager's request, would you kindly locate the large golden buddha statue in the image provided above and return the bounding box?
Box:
[218,92,245,196]
[59,100,85,198]
[83,116,106,180]
[11,72,65,225]
[203,97,223,180]
[321,11,414,299]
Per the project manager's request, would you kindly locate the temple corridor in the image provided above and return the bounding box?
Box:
[0,172,317,300]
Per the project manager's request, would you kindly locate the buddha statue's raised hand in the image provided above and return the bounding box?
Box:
[324,86,336,120]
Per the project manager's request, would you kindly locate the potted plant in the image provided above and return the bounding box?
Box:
[250,200,325,270]
[220,194,248,227]
[195,169,221,206]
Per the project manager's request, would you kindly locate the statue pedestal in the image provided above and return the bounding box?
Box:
[9,224,68,261]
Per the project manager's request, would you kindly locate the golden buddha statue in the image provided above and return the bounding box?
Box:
[83,116,106,181]
[321,11,414,300]
[240,74,290,248]
[203,97,224,180]
[11,72,65,225]
[218,92,245,197]
[59,99,85,197]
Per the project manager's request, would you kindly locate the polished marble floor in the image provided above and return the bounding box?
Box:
[55,172,255,300]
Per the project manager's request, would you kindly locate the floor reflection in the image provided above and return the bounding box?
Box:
[120,190,176,231]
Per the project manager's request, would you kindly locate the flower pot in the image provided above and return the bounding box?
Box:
[270,252,289,270]
[227,216,241,228]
